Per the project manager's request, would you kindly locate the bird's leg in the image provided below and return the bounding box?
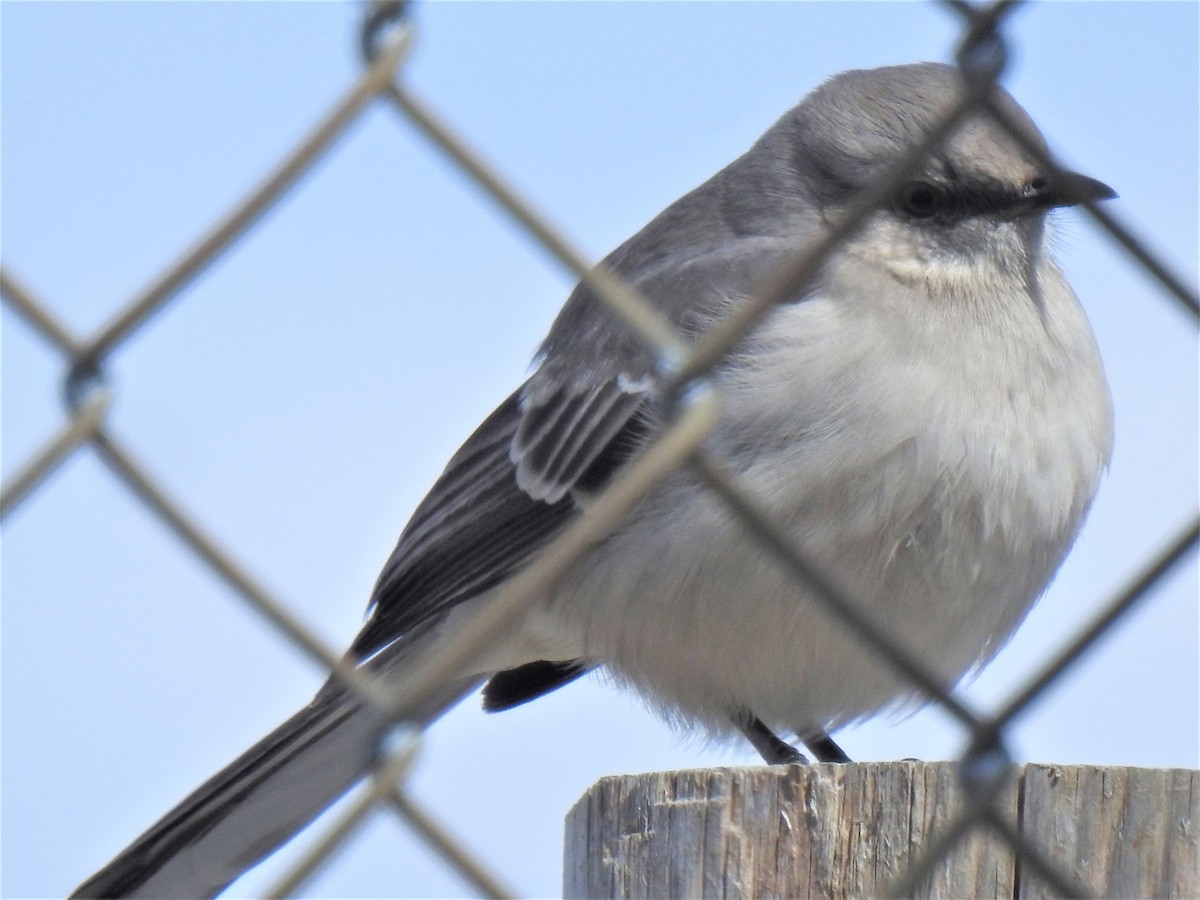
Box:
[736,714,807,765]
[801,728,851,763]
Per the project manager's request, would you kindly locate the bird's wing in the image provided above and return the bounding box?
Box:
[351,235,810,663]
[350,379,653,661]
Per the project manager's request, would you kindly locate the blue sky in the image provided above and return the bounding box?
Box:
[3,3,1197,898]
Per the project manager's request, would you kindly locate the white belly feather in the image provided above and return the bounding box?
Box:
[535,254,1112,737]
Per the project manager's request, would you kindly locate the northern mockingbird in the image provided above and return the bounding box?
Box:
[73,61,1114,898]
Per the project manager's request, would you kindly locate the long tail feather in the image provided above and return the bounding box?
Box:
[73,688,385,899]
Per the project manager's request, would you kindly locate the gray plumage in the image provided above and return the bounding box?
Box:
[73,62,1114,898]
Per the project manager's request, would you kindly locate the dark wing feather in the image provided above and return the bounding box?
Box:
[351,381,653,663]
[481,660,589,711]
[352,390,571,658]
[512,380,650,503]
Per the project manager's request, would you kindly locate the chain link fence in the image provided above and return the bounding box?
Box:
[3,2,1196,897]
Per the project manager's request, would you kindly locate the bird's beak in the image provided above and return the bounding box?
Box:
[1029,170,1118,209]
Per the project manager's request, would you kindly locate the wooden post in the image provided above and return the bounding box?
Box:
[564,762,1198,899]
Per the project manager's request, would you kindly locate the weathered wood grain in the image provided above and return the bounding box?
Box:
[1019,763,1199,899]
[564,763,1198,899]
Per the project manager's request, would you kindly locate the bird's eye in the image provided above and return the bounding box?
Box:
[897,181,946,219]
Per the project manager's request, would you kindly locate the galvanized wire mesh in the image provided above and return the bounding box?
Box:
[3,1,1196,897]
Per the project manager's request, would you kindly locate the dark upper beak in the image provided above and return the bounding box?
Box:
[1027,170,1118,209]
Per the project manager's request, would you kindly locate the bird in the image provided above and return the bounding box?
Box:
[72,61,1114,898]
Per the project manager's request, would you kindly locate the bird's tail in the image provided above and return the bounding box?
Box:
[70,676,466,899]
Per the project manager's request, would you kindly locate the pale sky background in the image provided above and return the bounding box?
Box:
[3,3,1197,898]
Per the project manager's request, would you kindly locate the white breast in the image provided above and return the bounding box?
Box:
[538,248,1112,738]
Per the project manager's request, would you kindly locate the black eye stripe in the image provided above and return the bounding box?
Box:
[895,179,1025,221]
